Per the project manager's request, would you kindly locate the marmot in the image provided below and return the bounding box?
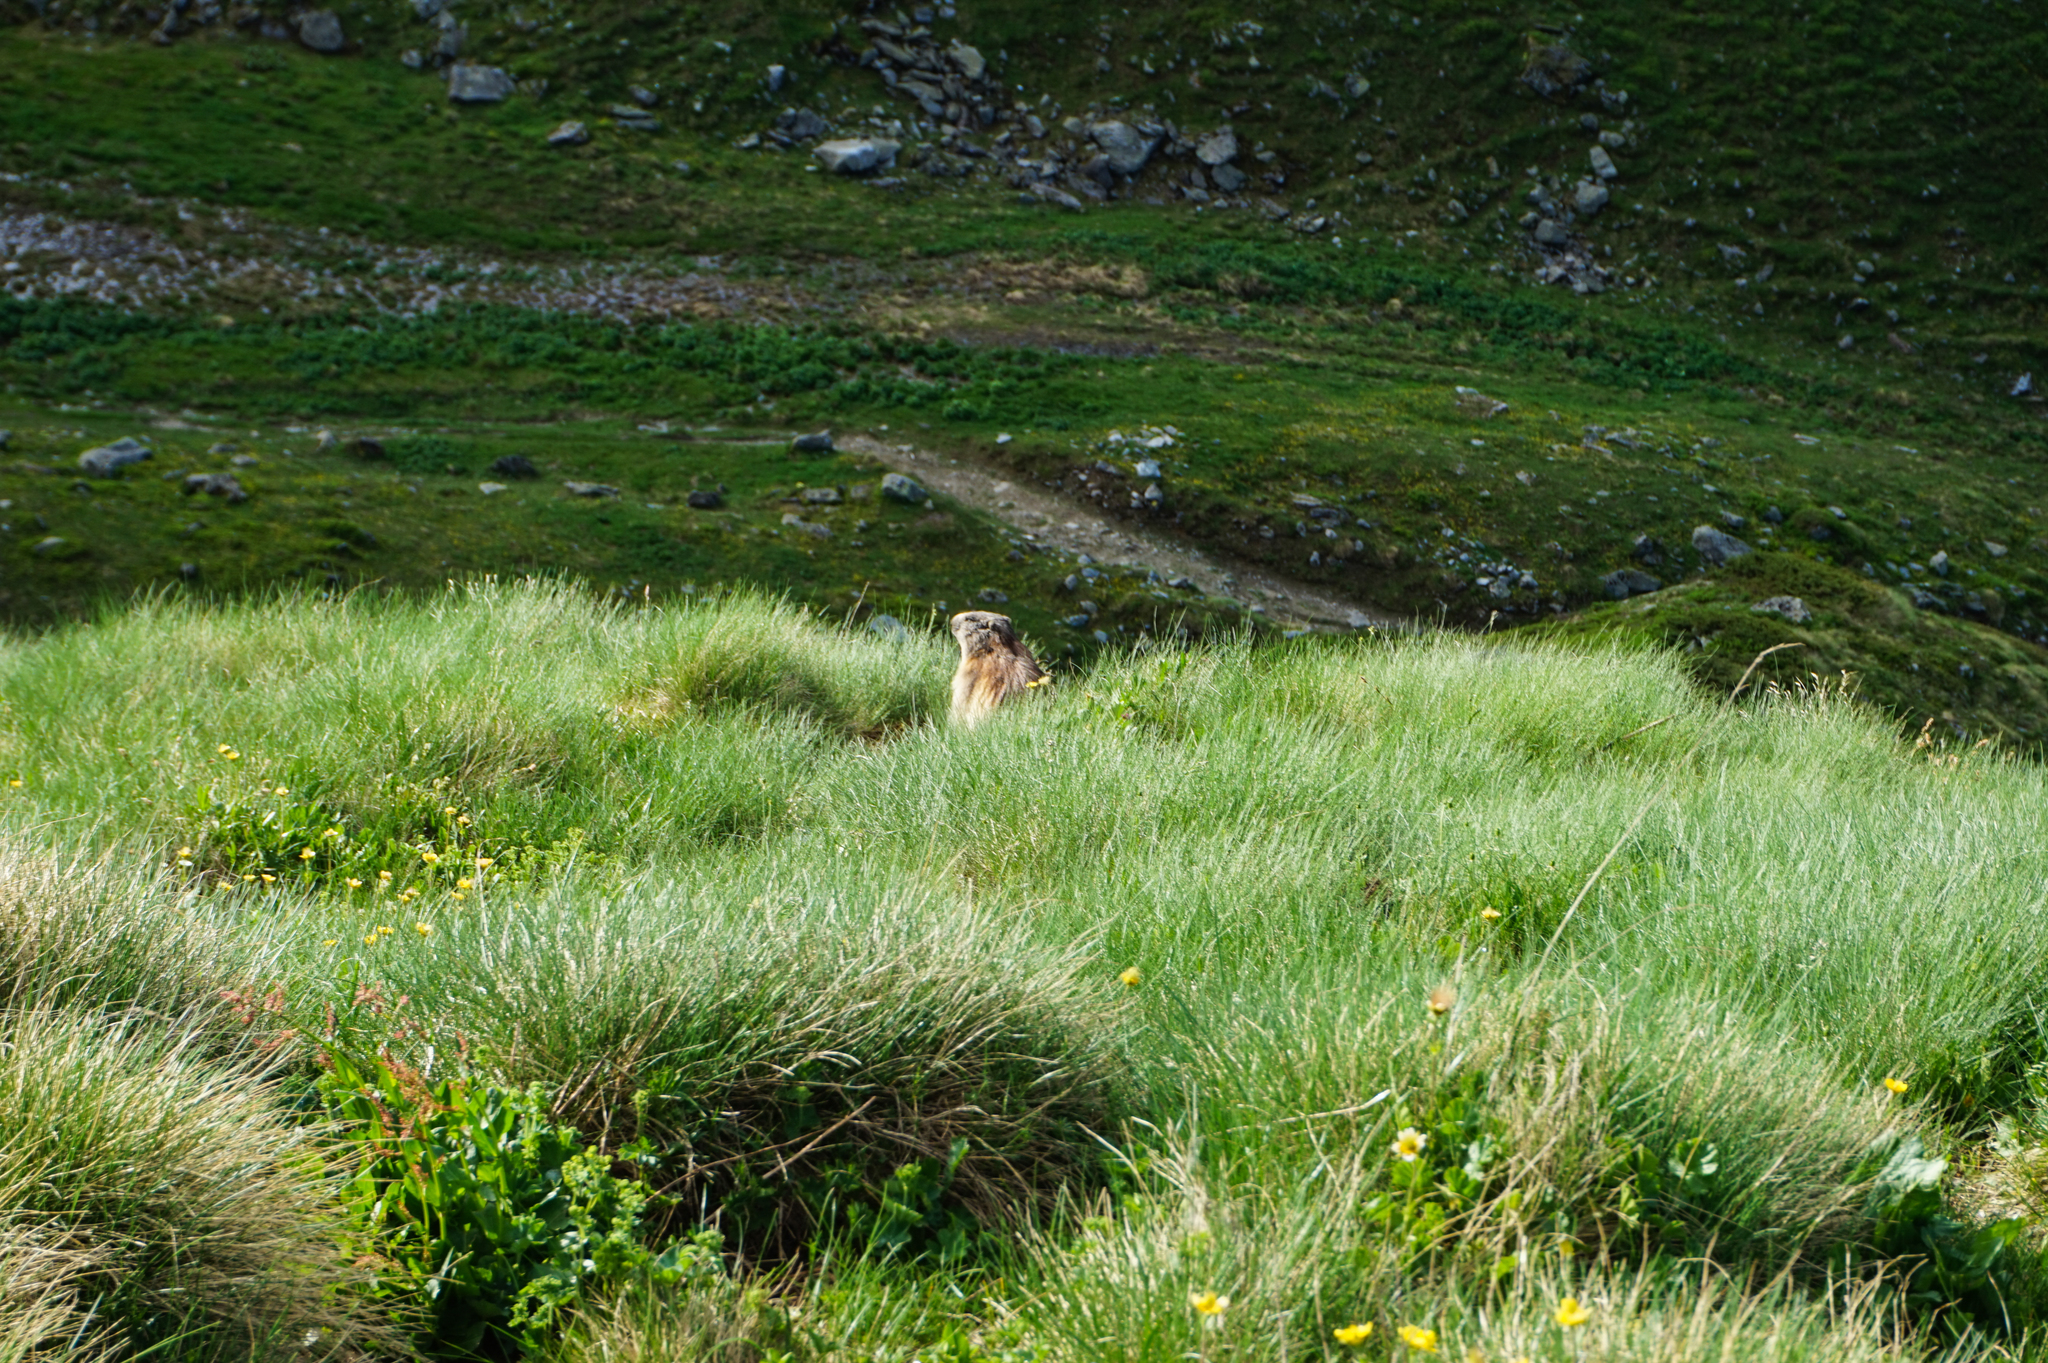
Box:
[949,610,1044,726]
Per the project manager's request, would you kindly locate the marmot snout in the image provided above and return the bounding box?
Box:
[948,610,1044,726]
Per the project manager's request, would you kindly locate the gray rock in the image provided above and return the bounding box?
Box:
[1751,595,1812,625]
[230,454,259,468]
[867,613,910,643]
[1211,163,1247,192]
[563,481,620,498]
[1589,145,1617,180]
[1572,179,1609,215]
[766,64,787,92]
[434,12,464,60]
[1089,120,1160,174]
[1632,534,1664,566]
[183,473,247,503]
[1721,510,1747,530]
[790,430,835,454]
[1344,73,1370,98]
[1195,127,1238,166]
[297,10,344,52]
[547,120,590,147]
[2013,373,2035,398]
[685,488,723,509]
[478,482,507,495]
[29,536,66,556]
[1521,41,1592,98]
[78,437,151,478]
[447,64,514,103]
[1028,182,1086,212]
[1691,524,1753,567]
[409,0,441,17]
[1986,541,2008,558]
[400,48,424,69]
[799,487,842,505]
[946,39,986,80]
[1910,588,1942,610]
[775,107,830,141]
[813,138,901,173]
[1062,614,1093,629]
[1599,130,1627,149]
[881,472,929,504]
[1533,218,1570,246]
[1135,458,1161,479]
[781,512,831,538]
[490,454,539,479]
[1930,550,1949,577]
[629,85,657,107]
[0,430,9,448]
[1601,568,1662,599]
[976,587,1009,604]
[1763,506,1784,524]
[1837,334,1856,350]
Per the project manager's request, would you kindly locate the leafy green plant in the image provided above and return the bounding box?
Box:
[317,1048,719,1357]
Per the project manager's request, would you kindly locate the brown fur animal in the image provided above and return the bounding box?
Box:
[949,610,1044,726]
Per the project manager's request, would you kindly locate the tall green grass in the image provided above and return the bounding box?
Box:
[0,579,2042,1358]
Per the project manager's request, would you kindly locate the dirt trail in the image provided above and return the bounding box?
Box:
[840,434,1406,634]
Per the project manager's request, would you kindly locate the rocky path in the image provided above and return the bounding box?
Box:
[841,433,1404,634]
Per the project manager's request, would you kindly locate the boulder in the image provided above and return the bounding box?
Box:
[1521,39,1592,98]
[1028,182,1086,212]
[880,472,929,504]
[946,40,986,80]
[1195,127,1239,167]
[1691,524,1753,567]
[446,65,514,104]
[1601,568,1662,599]
[790,430,835,454]
[1089,120,1160,174]
[685,488,724,509]
[434,13,464,60]
[546,121,590,147]
[77,437,152,478]
[813,138,901,174]
[490,454,539,479]
[297,9,344,52]
[1211,163,1247,192]
[1751,596,1812,625]
[1533,218,1570,246]
[1572,179,1609,215]
[1589,145,1618,180]
[775,107,830,141]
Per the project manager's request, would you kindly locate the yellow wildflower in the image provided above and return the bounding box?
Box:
[457,815,471,826]
[1391,1127,1427,1162]
[399,888,418,901]
[457,877,473,890]
[1554,1298,1591,1329]
[363,934,376,946]
[242,874,256,883]
[6,779,19,788]
[377,925,393,935]
[1188,1291,1229,1317]
[1119,966,1141,987]
[322,938,338,947]
[1334,1322,1374,1345]
[1480,907,1501,920]
[450,892,465,902]
[176,847,192,858]
[443,806,457,816]
[299,848,316,861]
[346,878,363,889]
[1556,1238,1577,1258]
[378,870,393,882]
[415,923,431,937]
[274,786,289,797]
[1884,1076,1908,1094]
[260,874,275,884]
[1396,1325,1439,1354]
[476,857,495,869]
[1466,1349,1486,1363]
[217,744,233,754]
[420,851,440,865]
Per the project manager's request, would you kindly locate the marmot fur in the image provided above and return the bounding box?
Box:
[949,610,1044,726]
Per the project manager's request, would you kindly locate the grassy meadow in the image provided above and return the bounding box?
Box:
[4,578,2048,1361]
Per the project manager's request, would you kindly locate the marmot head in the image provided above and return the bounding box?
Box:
[949,610,1020,657]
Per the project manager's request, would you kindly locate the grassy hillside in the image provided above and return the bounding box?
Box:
[3,581,2048,1360]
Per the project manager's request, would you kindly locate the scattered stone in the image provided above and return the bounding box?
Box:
[563,481,620,498]
[1930,550,1949,577]
[1028,182,1087,212]
[1691,524,1753,567]
[1987,541,2008,558]
[30,536,67,556]
[313,430,338,453]
[2015,373,2036,398]
[1454,386,1509,419]
[447,65,515,104]
[948,40,987,79]
[1062,614,1093,629]
[867,614,910,643]
[353,436,387,461]
[1521,39,1593,98]
[1588,145,1617,180]
[1601,568,1662,599]
[490,455,539,479]
[1837,334,1856,350]
[400,49,424,69]
[799,487,842,505]
[77,437,151,478]
[1211,163,1248,193]
[629,85,657,107]
[547,121,591,147]
[1721,511,1747,530]
[1751,596,1812,625]
[478,482,507,495]
[1572,179,1609,215]
[790,430,835,454]
[685,489,724,509]
[1910,588,1942,610]
[1195,127,1239,167]
[1533,218,1570,247]
[183,472,247,503]
[230,454,259,468]
[296,9,344,52]
[780,512,831,538]
[766,64,788,92]
[881,472,929,504]
[609,105,662,132]
[775,107,830,141]
[813,138,901,173]
[1763,506,1784,524]
[1135,458,1162,479]
[179,562,199,580]
[977,587,1009,604]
